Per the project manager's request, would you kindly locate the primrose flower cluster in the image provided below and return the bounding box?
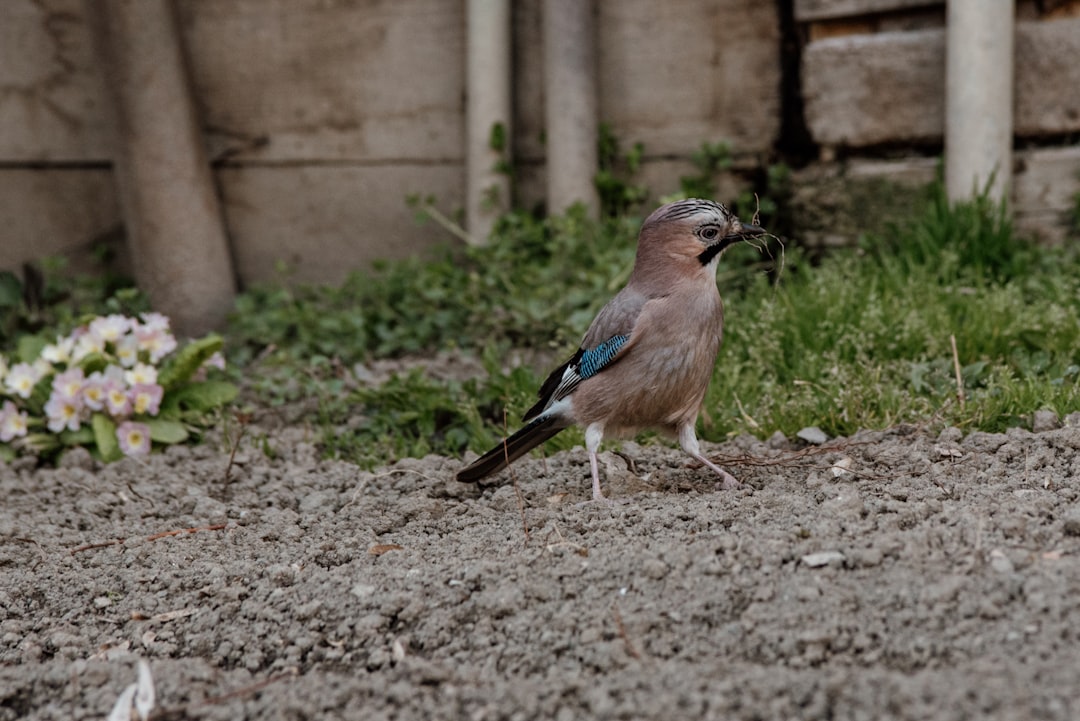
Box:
[0,313,233,461]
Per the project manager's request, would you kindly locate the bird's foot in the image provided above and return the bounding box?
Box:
[696,454,741,490]
[716,469,741,491]
[576,492,623,507]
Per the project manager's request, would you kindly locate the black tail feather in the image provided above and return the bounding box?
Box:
[456,414,566,483]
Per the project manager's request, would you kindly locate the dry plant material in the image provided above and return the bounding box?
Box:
[145,524,228,542]
[369,543,404,555]
[224,411,253,484]
[71,524,230,554]
[543,523,588,557]
[950,334,966,409]
[611,603,644,661]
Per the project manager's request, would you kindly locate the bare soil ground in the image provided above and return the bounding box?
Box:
[3,419,1080,720]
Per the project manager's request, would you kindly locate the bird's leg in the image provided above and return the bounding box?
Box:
[679,424,740,490]
[584,423,613,503]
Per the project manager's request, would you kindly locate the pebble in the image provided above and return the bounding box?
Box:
[1032,410,1060,433]
[1062,508,1080,537]
[797,427,829,445]
[801,550,845,568]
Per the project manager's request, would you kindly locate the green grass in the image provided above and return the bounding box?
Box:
[710,185,1080,438]
[12,181,1075,469]
[225,182,1080,466]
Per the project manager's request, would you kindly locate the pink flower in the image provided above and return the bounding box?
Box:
[204,352,226,371]
[0,400,28,442]
[129,383,164,416]
[117,421,151,456]
[89,315,131,344]
[105,383,132,417]
[81,371,111,411]
[134,325,177,364]
[52,367,86,402]
[44,393,83,433]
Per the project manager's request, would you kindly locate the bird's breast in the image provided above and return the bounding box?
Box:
[572,288,724,433]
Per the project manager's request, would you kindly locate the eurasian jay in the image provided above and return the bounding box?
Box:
[456,199,765,502]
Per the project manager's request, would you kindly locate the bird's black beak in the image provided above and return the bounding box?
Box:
[726,221,766,242]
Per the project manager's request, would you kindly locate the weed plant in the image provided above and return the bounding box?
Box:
[229,182,1080,467]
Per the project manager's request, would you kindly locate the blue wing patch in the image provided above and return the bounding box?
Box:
[578,335,629,379]
[522,334,631,422]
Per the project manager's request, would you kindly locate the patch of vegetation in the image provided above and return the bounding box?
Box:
[0,257,148,353]
[711,183,1080,438]
[227,178,1080,467]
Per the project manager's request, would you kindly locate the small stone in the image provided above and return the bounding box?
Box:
[351,583,377,598]
[801,550,845,568]
[797,427,829,445]
[641,558,669,580]
[58,446,95,471]
[936,426,963,444]
[989,549,1014,574]
[1032,410,1060,433]
[767,430,793,449]
[1062,508,1080,537]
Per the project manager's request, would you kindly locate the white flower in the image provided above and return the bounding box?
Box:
[72,329,106,362]
[89,314,131,344]
[124,363,158,387]
[115,335,141,368]
[139,312,171,333]
[4,363,41,399]
[41,335,75,364]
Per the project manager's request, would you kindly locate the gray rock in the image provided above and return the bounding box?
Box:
[801,550,845,568]
[797,426,829,445]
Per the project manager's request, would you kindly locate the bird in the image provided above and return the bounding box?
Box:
[456,198,765,502]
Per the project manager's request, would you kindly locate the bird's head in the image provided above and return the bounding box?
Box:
[637,198,766,269]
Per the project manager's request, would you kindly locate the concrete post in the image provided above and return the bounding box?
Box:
[543,0,599,217]
[87,0,236,336]
[945,0,1015,204]
[466,0,512,244]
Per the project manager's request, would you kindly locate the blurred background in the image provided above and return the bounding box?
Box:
[2,0,1079,335]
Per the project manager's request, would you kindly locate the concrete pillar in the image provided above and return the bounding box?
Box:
[87,0,236,336]
[466,0,513,244]
[945,0,1015,204]
[543,0,599,217]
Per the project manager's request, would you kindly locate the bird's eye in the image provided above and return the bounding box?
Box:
[699,226,720,241]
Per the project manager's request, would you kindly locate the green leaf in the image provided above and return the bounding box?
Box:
[17,334,48,364]
[0,444,16,463]
[169,380,238,412]
[92,413,122,462]
[157,335,224,391]
[75,352,108,375]
[0,271,21,308]
[60,426,94,446]
[144,418,189,444]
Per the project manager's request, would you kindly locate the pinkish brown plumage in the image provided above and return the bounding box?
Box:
[456,199,765,502]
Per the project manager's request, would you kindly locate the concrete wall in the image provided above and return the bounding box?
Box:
[1,0,780,287]
[795,0,1080,242]
[2,0,1078,295]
